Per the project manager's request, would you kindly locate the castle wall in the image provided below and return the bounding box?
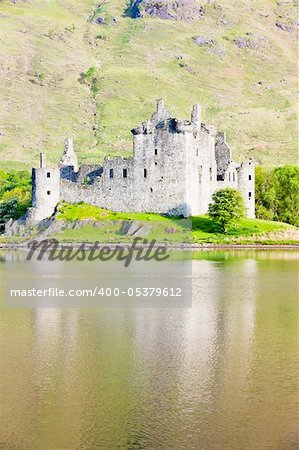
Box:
[60,126,189,216]
[216,161,239,190]
[184,124,219,216]
[215,131,231,181]
[60,166,77,182]
[199,127,218,214]
[76,164,103,184]
[60,157,135,212]
[99,157,135,211]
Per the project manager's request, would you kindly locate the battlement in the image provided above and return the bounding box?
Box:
[132,100,201,136]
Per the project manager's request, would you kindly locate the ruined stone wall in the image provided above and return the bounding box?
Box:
[60,157,136,212]
[60,166,77,182]
[60,124,189,216]
[60,179,98,206]
[59,137,78,172]
[215,131,231,181]
[216,161,239,190]
[76,164,103,184]
[99,157,135,211]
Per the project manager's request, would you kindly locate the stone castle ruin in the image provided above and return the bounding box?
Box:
[31,99,255,221]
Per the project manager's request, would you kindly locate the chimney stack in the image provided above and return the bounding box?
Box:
[191,104,201,126]
[65,137,74,152]
[40,152,46,169]
[156,98,165,113]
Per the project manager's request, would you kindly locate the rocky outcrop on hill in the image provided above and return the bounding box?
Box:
[120,221,152,237]
[127,0,205,21]
[192,36,214,46]
[275,0,297,33]
[4,215,153,239]
[2,0,29,3]
[234,32,266,49]
[192,35,226,60]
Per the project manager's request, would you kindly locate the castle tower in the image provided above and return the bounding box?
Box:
[32,153,60,221]
[131,99,196,216]
[59,137,78,172]
[237,159,255,218]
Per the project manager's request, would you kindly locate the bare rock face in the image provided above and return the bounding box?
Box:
[275,21,294,32]
[234,32,265,50]
[192,36,226,60]
[120,221,152,237]
[275,0,297,33]
[192,36,215,46]
[127,0,205,21]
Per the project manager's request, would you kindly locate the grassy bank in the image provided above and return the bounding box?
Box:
[1,203,297,246]
[2,202,296,246]
[52,217,296,245]
[192,216,297,245]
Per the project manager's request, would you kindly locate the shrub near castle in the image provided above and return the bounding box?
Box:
[208,188,245,233]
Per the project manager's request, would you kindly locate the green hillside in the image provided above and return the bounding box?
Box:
[0,0,297,170]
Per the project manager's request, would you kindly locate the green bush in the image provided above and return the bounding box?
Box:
[0,170,31,232]
[0,199,26,232]
[208,188,245,233]
[78,67,100,96]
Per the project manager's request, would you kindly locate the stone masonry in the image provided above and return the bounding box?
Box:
[31,100,255,220]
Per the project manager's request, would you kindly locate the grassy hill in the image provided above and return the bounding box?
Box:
[0,0,297,170]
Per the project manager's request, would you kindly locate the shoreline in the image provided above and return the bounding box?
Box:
[1,242,298,251]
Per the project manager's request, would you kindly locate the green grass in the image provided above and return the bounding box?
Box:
[0,0,297,169]
[57,202,178,222]
[54,203,191,243]
[43,202,298,245]
[191,215,293,244]
[51,224,191,244]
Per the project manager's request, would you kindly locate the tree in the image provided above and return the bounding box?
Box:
[0,169,31,199]
[2,186,31,205]
[255,165,299,226]
[208,188,245,233]
[274,165,299,227]
[255,166,277,220]
[0,199,20,233]
[0,170,32,233]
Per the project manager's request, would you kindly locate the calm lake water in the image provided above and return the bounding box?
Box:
[0,250,298,450]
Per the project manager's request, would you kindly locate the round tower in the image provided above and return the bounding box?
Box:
[237,159,255,218]
[32,153,60,221]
